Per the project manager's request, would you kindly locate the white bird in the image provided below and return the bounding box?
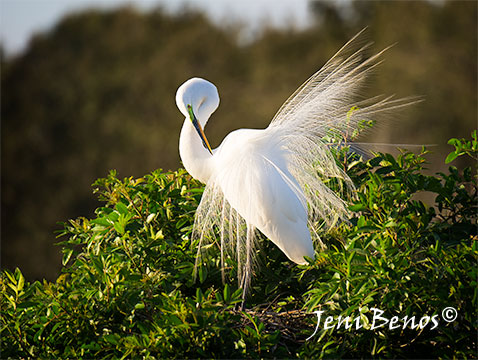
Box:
[176,31,414,297]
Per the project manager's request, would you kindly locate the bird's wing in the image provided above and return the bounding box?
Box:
[268,29,417,137]
[193,129,318,287]
[265,29,420,229]
[214,132,307,230]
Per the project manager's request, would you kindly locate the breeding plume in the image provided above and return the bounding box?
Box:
[176,31,413,296]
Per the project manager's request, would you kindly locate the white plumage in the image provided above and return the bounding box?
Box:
[175,30,415,296]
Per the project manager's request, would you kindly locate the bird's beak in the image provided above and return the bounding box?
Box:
[187,104,213,155]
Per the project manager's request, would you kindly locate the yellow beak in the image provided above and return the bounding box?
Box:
[187,104,213,155]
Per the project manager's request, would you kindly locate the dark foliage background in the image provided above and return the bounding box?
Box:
[2,0,477,280]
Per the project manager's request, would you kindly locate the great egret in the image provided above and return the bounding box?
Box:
[176,31,414,296]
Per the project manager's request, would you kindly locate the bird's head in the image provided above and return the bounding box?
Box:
[176,77,220,155]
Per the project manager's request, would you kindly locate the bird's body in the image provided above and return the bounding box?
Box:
[176,30,415,296]
[212,127,314,265]
[178,92,314,266]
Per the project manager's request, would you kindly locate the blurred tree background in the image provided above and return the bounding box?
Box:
[2,0,476,280]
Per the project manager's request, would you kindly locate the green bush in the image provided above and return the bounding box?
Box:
[1,133,476,358]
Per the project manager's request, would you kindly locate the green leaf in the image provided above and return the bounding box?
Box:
[62,248,74,265]
[91,217,112,227]
[103,334,120,345]
[16,269,24,292]
[198,266,207,283]
[114,221,125,235]
[134,302,145,310]
[224,284,230,303]
[349,203,366,211]
[115,202,129,215]
[17,301,39,310]
[445,151,459,164]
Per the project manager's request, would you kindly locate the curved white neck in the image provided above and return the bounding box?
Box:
[179,118,214,184]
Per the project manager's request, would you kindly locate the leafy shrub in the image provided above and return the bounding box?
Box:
[1,133,476,358]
